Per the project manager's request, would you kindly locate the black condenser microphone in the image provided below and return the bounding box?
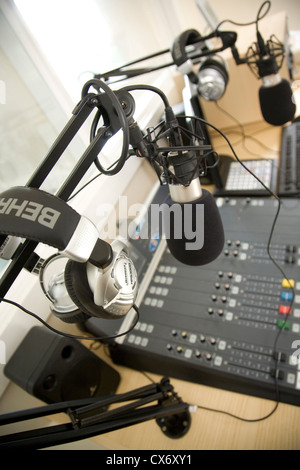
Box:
[246,31,296,126]
[163,149,225,266]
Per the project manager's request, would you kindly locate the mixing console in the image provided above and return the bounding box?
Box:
[86,186,300,406]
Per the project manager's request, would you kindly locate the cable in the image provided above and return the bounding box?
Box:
[81,78,130,176]
[67,173,102,201]
[67,152,133,202]
[215,0,271,32]
[135,367,279,423]
[119,84,171,109]
[182,114,278,192]
[195,400,279,423]
[0,296,140,343]
[255,1,271,33]
[214,101,279,156]
[85,82,171,179]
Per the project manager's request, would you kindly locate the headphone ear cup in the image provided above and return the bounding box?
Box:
[64,260,121,320]
[51,306,90,325]
[197,57,229,101]
[49,260,91,324]
[199,58,228,84]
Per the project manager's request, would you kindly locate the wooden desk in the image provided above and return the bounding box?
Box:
[209,115,281,166]
[1,328,300,450]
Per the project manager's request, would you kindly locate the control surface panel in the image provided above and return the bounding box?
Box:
[86,187,300,406]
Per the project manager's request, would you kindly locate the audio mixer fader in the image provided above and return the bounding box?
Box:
[86,186,300,406]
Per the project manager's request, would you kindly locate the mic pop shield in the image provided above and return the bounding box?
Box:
[163,189,224,266]
[259,78,296,126]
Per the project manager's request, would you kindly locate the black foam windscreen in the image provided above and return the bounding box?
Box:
[259,79,296,126]
[163,189,224,266]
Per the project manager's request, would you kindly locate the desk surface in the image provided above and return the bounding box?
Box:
[1,119,300,450]
[87,351,300,450]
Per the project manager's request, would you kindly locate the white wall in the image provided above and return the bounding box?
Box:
[168,0,300,33]
[211,0,300,31]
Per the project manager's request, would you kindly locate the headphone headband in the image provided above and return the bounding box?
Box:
[171,29,202,84]
[0,186,112,267]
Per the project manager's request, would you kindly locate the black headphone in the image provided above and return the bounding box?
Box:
[0,186,138,323]
[171,29,229,101]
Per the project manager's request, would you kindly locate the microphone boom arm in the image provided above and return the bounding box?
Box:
[95,30,237,84]
[0,80,128,298]
[0,377,191,449]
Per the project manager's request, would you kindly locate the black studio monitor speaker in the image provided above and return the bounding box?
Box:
[4,326,120,404]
